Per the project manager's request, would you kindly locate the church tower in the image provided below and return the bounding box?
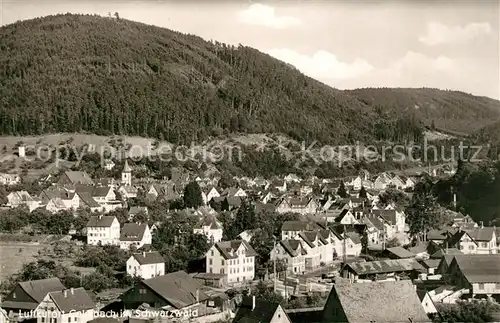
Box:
[122,159,132,186]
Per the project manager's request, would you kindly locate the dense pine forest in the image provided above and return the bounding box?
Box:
[0,14,499,145]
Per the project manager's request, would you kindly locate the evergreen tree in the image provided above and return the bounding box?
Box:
[337,181,349,198]
[183,182,203,209]
[359,186,367,199]
[361,230,369,253]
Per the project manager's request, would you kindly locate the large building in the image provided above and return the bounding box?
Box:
[206,240,257,285]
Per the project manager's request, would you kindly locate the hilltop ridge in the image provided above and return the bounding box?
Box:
[0,14,498,145]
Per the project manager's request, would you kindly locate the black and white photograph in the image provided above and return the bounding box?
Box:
[0,1,499,322]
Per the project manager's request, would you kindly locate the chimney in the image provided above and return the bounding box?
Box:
[63,290,67,298]
[252,295,256,311]
[143,251,146,257]
[70,288,74,295]
[481,221,484,229]
[195,289,199,302]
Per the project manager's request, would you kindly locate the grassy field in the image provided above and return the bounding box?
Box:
[0,242,47,282]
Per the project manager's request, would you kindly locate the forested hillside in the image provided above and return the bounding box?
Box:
[0,14,378,145]
[347,88,500,135]
[0,14,498,145]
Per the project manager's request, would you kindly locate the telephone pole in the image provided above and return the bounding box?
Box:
[342,225,347,264]
[273,236,277,293]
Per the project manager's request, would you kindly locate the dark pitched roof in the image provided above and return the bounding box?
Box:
[78,192,101,208]
[92,185,112,197]
[430,248,463,259]
[120,223,148,241]
[451,255,500,283]
[466,227,496,242]
[214,240,258,260]
[385,246,415,259]
[141,271,208,309]
[49,288,94,312]
[233,296,287,323]
[86,216,117,227]
[18,278,66,303]
[326,280,431,323]
[131,251,165,265]
[63,171,94,185]
[281,221,321,232]
[279,240,307,257]
[344,258,424,275]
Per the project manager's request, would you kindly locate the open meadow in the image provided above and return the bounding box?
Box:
[0,242,47,282]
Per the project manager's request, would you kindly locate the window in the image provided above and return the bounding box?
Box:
[209,267,212,273]
[221,259,224,265]
[495,283,500,290]
[469,245,475,250]
[209,259,213,265]
[42,318,45,323]
[139,289,147,294]
[479,283,485,290]
[211,250,214,256]
[68,318,71,323]
[482,242,488,248]
[220,269,224,274]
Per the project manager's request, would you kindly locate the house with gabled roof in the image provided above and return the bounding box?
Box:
[297,231,328,271]
[275,196,318,215]
[121,270,208,311]
[1,278,66,314]
[446,254,500,298]
[270,240,307,275]
[373,173,391,190]
[443,229,478,254]
[201,186,220,205]
[271,179,287,193]
[322,280,431,323]
[35,287,95,323]
[193,216,223,243]
[6,191,37,209]
[465,226,497,254]
[120,223,152,250]
[234,296,292,323]
[281,221,323,240]
[206,240,257,285]
[220,187,247,198]
[335,209,357,225]
[341,258,425,282]
[118,184,138,200]
[86,215,120,246]
[58,171,94,186]
[126,251,165,279]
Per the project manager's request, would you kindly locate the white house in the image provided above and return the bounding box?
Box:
[466,227,498,254]
[86,215,120,246]
[126,251,165,279]
[206,240,257,285]
[120,223,152,250]
[270,240,307,275]
[118,185,138,200]
[193,216,223,243]
[103,159,115,170]
[35,288,95,323]
[201,186,220,205]
[418,290,438,315]
[0,173,21,186]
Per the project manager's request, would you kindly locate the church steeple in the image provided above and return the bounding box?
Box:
[122,159,132,186]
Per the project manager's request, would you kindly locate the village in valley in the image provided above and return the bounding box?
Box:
[0,141,499,323]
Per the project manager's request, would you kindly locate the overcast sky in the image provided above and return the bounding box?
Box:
[1,0,499,99]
